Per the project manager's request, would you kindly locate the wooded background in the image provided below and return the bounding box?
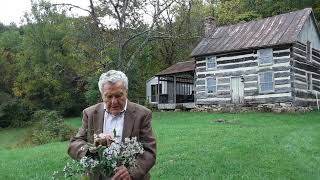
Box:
[1,0,320,127]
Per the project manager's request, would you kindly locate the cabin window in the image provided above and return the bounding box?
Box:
[206,56,216,70]
[259,71,274,92]
[258,48,273,66]
[306,41,312,61]
[206,77,217,94]
[307,73,312,90]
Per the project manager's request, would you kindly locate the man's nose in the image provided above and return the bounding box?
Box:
[111,96,117,104]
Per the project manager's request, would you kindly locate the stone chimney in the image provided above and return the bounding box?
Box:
[204,16,216,37]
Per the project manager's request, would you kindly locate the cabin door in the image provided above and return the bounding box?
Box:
[231,77,244,104]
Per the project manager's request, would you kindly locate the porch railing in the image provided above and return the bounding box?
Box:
[159,94,194,104]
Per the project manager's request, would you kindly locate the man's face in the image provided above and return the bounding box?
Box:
[102,81,127,115]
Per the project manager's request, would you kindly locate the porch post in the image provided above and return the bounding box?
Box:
[157,76,160,103]
[173,75,176,103]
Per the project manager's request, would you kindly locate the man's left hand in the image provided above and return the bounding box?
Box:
[112,165,132,180]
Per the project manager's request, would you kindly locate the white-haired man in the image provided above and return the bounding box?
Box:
[68,70,156,180]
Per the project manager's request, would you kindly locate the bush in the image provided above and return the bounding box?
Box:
[26,110,77,145]
[144,99,158,112]
[85,75,101,105]
[0,91,33,128]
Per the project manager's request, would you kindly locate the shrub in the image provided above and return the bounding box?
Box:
[0,91,33,128]
[143,98,158,112]
[27,110,77,145]
[85,75,101,105]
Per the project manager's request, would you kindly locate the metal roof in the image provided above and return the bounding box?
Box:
[191,8,314,57]
[156,60,195,76]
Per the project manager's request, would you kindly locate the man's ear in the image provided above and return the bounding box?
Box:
[101,92,105,101]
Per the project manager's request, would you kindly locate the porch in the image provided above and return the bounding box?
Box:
[154,60,195,110]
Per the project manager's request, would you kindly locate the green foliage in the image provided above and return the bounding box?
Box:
[8,2,88,116]
[314,1,320,22]
[143,99,158,112]
[0,29,22,53]
[0,26,22,94]
[0,91,33,128]
[243,0,319,20]
[216,0,261,25]
[211,0,320,25]
[52,160,85,179]
[85,75,101,105]
[54,137,144,179]
[27,110,76,145]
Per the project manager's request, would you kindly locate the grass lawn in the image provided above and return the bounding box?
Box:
[0,111,320,179]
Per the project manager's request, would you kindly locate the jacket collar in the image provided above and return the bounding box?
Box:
[103,99,128,115]
[93,101,136,141]
[122,101,136,141]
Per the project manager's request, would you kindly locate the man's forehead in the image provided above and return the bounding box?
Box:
[104,81,125,89]
[104,89,125,95]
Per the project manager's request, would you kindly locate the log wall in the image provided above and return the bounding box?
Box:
[195,46,294,105]
[292,42,320,107]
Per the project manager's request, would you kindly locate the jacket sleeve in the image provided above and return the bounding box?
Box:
[130,110,157,180]
[67,110,90,160]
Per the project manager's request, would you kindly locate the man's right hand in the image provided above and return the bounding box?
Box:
[94,133,114,147]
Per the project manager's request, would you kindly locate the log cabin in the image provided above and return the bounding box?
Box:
[191,8,320,109]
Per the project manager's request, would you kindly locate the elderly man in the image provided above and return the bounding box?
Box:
[68,70,156,180]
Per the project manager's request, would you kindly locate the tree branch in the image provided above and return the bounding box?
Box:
[122,29,151,48]
[110,0,123,28]
[89,0,106,32]
[51,3,91,13]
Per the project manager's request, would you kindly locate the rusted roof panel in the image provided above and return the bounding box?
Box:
[191,8,313,57]
[156,60,195,76]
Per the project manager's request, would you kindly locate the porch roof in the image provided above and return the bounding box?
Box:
[155,60,195,76]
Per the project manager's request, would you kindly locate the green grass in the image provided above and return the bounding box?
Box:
[64,117,82,128]
[0,127,30,150]
[1,111,320,179]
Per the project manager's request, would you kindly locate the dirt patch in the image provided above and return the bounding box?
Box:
[211,118,240,125]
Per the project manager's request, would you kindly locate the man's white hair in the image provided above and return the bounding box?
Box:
[98,70,128,93]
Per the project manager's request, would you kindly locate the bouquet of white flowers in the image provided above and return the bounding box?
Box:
[53,136,144,179]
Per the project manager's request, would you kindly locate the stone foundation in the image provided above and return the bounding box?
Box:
[191,103,314,113]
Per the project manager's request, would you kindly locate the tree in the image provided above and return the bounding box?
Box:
[11,1,90,115]
[151,0,208,66]
[50,0,179,73]
[0,26,22,94]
